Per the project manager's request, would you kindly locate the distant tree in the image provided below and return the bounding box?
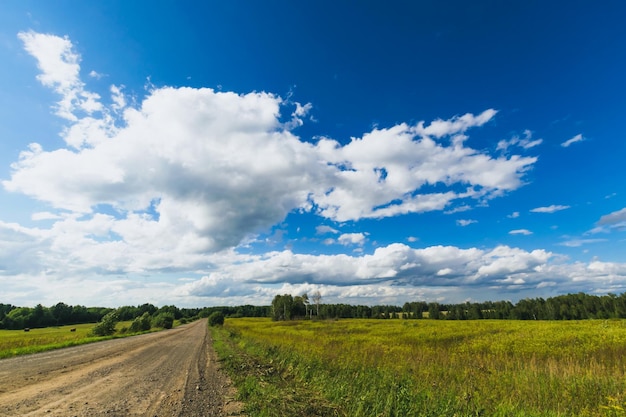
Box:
[312,291,322,317]
[116,305,140,321]
[292,296,307,318]
[271,294,294,321]
[138,303,158,316]
[428,303,441,320]
[51,302,73,325]
[157,305,182,320]
[302,293,310,318]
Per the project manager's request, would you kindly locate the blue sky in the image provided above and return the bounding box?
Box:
[1,1,625,308]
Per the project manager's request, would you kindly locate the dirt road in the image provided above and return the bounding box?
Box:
[0,319,242,416]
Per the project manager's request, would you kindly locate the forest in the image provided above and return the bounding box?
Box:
[2,291,626,330]
[271,291,626,321]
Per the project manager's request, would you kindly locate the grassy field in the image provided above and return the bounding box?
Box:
[0,320,171,359]
[212,318,626,416]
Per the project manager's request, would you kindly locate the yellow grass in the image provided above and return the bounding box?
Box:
[219,318,626,416]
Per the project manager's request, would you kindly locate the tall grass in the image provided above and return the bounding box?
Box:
[213,318,626,416]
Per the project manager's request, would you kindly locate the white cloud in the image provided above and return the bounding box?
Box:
[316,225,339,235]
[4,31,541,260]
[561,133,584,148]
[7,31,600,307]
[89,70,105,79]
[598,207,626,226]
[497,130,543,152]
[444,205,472,214]
[315,113,537,221]
[509,229,533,235]
[593,207,626,233]
[3,212,626,305]
[338,233,367,246]
[530,205,570,213]
[18,31,103,121]
[559,238,607,247]
[457,219,477,227]
[507,211,520,218]
[414,109,497,138]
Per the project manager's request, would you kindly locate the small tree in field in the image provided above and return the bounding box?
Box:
[91,311,119,336]
[208,311,225,327]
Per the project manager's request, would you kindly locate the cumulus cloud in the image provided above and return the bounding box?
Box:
[315,113,537,221]
[169,242,626,306]
[338,233,367,246]
[4,31,541,258]
[18,31,103,121]
[6,31,593,306]
[561,133,584,148]
[176,243,556,293]
[531,205,570,213]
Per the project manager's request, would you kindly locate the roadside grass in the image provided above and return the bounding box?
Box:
[213,318,626,417]
[0,319,186,359]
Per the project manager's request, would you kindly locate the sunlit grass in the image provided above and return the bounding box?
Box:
[0,320,167,359]
[214,318,626,416]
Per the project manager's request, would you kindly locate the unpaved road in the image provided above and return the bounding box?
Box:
[0,319,242,416]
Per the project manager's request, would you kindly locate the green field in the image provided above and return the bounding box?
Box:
[0,320,165,359]
[212,318,626,416]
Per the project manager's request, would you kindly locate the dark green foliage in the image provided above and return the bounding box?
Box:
[90,311,119,336]
[152,312,175,329]
[129,312,152,333]
[5,291,626,333]
[208,311,225,326]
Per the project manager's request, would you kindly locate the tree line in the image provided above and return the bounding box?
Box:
[4,291,626,330]
[0,302,268,330]
[270,292,626,321]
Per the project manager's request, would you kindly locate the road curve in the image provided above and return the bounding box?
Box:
[0,319,242,416]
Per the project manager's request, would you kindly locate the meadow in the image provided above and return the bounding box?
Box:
[0,320,160,359]
[212,318,626,416]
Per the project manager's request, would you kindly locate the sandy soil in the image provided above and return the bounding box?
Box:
[0,319,243,416]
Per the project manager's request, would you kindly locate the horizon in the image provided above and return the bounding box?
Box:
[1,1,625,308]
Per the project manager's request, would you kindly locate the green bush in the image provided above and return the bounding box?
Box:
[90,311,119,336]
[208,311,225,327]
[129,312,152,333]
[152,312,175,329]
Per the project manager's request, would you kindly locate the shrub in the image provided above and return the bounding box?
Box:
[152,312,175,329]
[129,312,152,333]
[90,311,119,336]
[208,311,225,327]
